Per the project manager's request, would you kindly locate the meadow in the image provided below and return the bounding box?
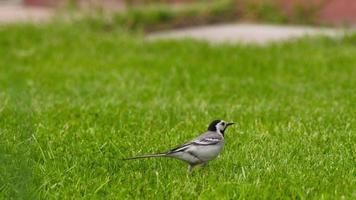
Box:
[0,22,355,199]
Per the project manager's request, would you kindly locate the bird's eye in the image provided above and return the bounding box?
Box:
[221,122,225,126]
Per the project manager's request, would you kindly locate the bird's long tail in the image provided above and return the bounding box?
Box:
[123,153,167,160]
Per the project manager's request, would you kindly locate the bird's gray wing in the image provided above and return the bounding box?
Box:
[167,131,222,153]
[191,131,223,145]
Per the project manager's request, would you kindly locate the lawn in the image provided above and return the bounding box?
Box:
[0,22,355,199]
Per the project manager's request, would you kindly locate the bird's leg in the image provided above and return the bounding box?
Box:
[187,164,194,174]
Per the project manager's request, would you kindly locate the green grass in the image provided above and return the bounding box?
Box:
[113,0,237,31]
[0,23,355,199]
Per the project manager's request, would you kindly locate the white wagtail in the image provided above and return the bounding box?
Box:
[124,119,234,173]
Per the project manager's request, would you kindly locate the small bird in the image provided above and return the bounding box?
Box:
[123,119,234,173]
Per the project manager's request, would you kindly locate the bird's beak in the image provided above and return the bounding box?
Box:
[226,122,235,127]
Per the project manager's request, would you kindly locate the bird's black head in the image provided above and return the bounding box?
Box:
[207,119,234,135]
[207,120,221,131]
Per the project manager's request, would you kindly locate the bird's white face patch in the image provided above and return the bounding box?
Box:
[215,120,227,132]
